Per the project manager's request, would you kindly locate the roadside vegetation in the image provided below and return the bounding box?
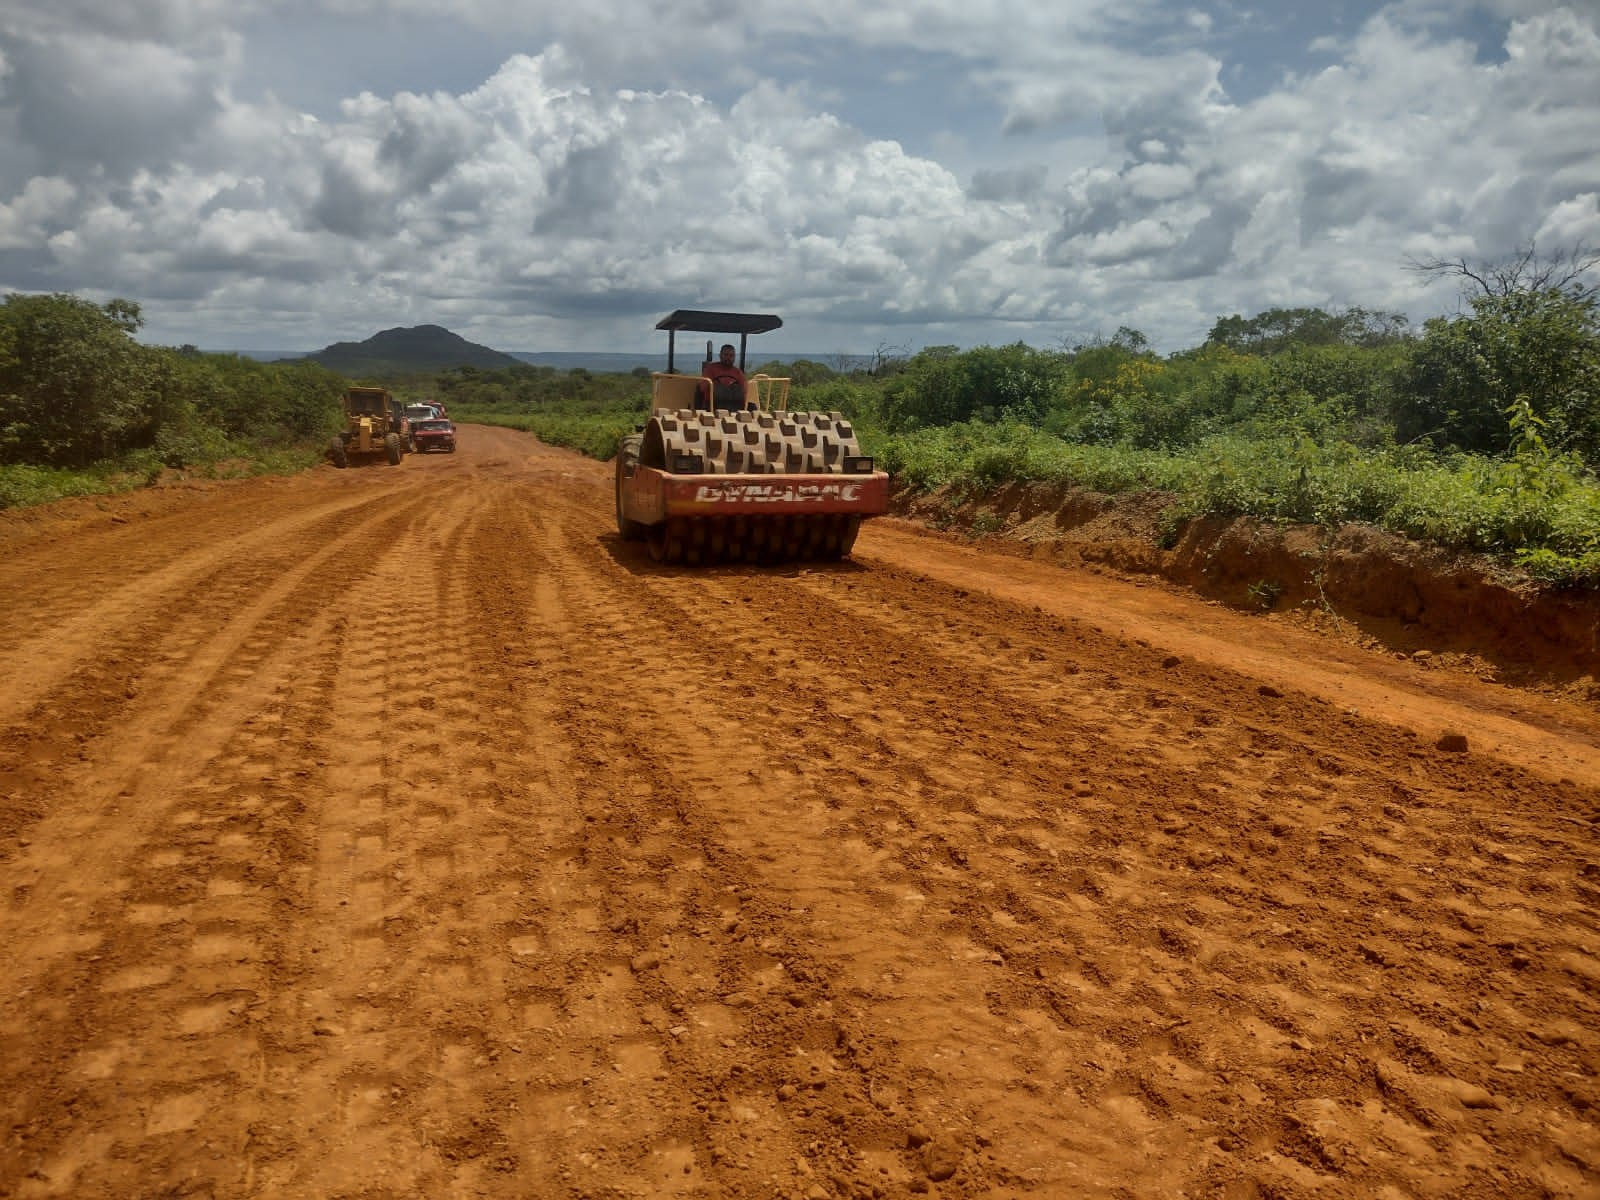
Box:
[4,244,1596,583]
[441,247,1600,585]
[0,293,351,508]
[440,364,648,462]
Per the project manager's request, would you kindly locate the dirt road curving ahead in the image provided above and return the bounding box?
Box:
[2,424,1598,1199]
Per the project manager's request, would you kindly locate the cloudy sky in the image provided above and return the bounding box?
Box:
[0,0,1596,357]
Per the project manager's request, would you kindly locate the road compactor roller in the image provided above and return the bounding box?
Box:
[615,311,889,564]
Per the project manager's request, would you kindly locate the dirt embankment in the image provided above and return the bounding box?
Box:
[893,481,1600,695]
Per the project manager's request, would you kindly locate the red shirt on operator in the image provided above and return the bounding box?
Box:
[701,344,748,410]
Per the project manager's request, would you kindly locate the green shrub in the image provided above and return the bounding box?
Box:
[0,464,122,508]
[873,417,1600,584]
[453,406,643,461]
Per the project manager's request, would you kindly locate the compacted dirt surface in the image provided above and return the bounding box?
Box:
[2,424,1598,1200]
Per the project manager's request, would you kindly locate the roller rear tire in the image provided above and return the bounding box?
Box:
[615,435,647,540]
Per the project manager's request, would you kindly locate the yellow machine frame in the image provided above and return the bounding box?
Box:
[649,372,790,416]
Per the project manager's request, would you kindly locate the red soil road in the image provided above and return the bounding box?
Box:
[1,423,1597,1200]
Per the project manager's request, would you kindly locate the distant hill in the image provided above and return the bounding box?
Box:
[302,325,522,372]
[216,341,852,374]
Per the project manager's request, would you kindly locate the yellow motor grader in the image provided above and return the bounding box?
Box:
[328,386,406,468]
[614,310,889,564]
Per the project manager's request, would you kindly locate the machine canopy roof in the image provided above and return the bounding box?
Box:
[655,310,783,336]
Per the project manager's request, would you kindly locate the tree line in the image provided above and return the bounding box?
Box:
[0,293,347,472]
[3,243,1595,502]
[434,246,1598,582]
[434,249,1599,472]
[864,267,1598,469]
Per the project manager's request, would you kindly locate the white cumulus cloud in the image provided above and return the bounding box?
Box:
[0,0,1594,353]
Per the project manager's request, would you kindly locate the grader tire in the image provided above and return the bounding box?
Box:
[328,438,348,469]
[385,433,402,465]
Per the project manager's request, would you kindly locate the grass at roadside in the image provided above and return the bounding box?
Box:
[450,405,646,461]
[879,421,1600,585]
[457,404,1600,586]
[0,444,328,510]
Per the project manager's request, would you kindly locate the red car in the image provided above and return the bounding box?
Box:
[412,418,457,453]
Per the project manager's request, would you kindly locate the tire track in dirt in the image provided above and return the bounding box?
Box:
[0,476,323,564]
[0,482,309,611]
[856,523,1600,783]
[208,472,702,1197]
[268,483,808,1196]
[537,485,1600,1197]
[733,558,1600,1197]
[237,476,515,1197]
[0,477,456,861]
[477,494,727,1198]
[0,479,473,848]
[0,480,448,729]
[2,476,465,892]
[0,483,465,1196]
[4,427,1598,1199]
[520,495,1061,1192]
[551,511,1227,1195]
[460,495,956,1198]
